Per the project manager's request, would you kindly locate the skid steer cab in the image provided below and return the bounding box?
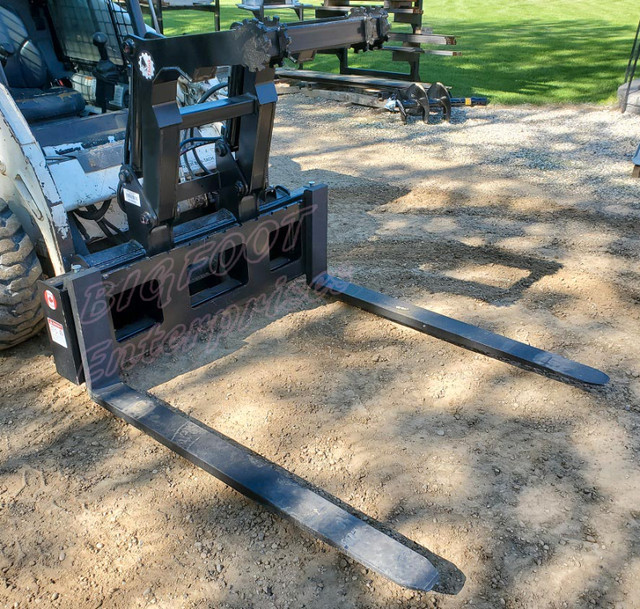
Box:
[0,0,140,348]
[0,0,608,595]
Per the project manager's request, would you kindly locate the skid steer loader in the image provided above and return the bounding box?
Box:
[0,0,608,592]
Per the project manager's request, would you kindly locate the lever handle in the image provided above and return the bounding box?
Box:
[92,32,109,61]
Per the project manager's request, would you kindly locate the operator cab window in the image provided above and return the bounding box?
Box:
[0,1,86,122]
[0,0,133,124]
[45,0,132,113]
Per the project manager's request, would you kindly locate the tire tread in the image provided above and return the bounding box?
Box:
[0,206,43,350]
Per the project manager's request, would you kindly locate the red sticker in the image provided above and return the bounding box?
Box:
[44,289,57,310]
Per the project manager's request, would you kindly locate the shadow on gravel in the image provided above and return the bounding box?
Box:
[2,137,637,607]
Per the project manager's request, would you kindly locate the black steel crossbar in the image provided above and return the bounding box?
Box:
[312,274,609,386]
[126,11,390,80]
[179,95,256,129]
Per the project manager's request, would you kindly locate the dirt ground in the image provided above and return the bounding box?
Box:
[2,96,640,609]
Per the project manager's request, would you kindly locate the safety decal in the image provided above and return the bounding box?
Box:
[47,318,68,348]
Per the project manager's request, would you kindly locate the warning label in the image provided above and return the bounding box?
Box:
[123,188,141,207]
[47,318,68,348]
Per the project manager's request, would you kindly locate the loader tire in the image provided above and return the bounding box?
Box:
[0,200,44,349]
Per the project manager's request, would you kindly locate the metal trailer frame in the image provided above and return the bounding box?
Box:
[270,0,483,122]
[314,0,459,83]
[37,1,608,593]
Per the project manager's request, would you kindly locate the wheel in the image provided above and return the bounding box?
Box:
[0,200,44,349]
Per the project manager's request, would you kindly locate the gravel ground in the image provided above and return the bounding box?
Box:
[1,96,640,609]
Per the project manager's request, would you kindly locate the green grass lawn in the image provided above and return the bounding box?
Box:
[161,0,638,104]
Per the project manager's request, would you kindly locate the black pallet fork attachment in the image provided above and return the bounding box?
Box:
[39,5,607,595]
[47,185,607,593]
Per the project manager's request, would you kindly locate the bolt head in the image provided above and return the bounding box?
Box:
[122,39,135,56]
[215,140,228,157]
